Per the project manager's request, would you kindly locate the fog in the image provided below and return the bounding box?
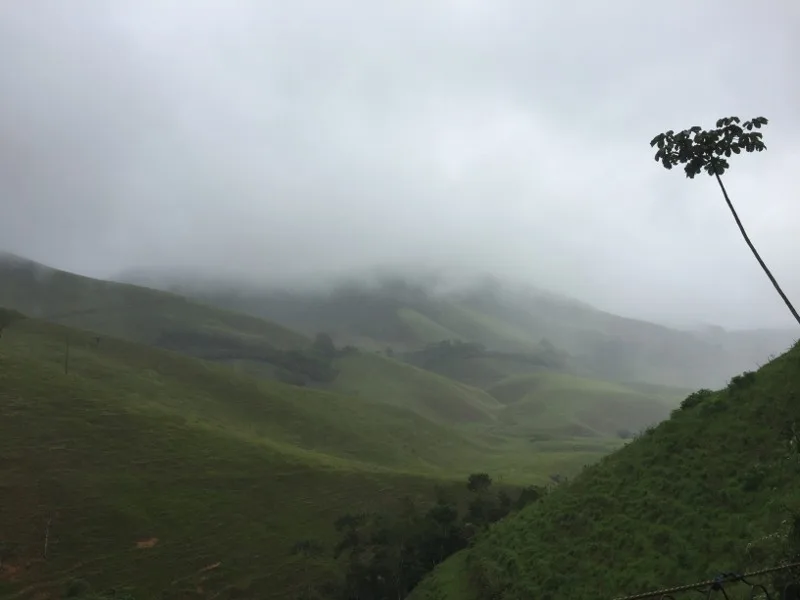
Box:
[1,1,798,330]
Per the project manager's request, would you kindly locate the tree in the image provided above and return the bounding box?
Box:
[311,332,337,358]
[466,473,492,494]
[650,116,800,327]
[0,308,24,339]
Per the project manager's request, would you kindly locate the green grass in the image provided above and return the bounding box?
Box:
[486,371,680,438]
[396,308,463,345]
[0,253,308,351]
[328,352,502,424]
[411,342,800,600]
[0,315,613,599]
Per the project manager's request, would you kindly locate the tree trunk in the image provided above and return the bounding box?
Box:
[714,173,800,327]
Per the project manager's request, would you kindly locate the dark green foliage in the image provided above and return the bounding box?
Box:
[324,476,545,599]
[729,370,757,391]
[466,473,492,494]
[154,328,340,384]
[0,307,25,338]
[410,342,800,600]
[680,388,714,410]
[312,332,337,359]
[650,116,768,178]
[292,539,325,559]
[514,486,542,510]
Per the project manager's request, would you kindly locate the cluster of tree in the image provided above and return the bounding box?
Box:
[293,473,546,600]
[273,332,356,386]
[154,329,353,386]
[0,307,25,339]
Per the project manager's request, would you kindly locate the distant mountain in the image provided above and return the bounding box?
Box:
[118,266,797,389]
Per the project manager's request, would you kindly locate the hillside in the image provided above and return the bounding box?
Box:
[0,252,307,350]
[0,253,358,385]
[487,371,681,439]
[411,340,800,600]
[0,311,604,599]
[121,268,797,389]
[328,352,502,425]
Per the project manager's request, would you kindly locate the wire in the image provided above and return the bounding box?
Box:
[612,562,800,600]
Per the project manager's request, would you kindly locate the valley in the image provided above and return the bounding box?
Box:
[0,253,797,600]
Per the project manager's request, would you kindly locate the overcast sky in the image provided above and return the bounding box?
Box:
[1,0,798,329]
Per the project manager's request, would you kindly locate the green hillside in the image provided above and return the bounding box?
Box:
[328,352,502,424]
[0,312,606,599]
[0,254,361,386]
[0,252,308,350]
[163,273,795,390]
[487,371,681,438]
[411,341,800,600]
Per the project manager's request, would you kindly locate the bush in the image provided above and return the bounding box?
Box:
[680,388,714,410]
[729,370,757,392]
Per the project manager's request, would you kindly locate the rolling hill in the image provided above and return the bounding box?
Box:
[0,312,506,598]
[411,339,800,600]
[486,371,683,439]
[128,267,796,390]
[0,252,307,351]
[1,254,684,442]
[327,352,502,425]
[0,253,353,386]
[0,311,611,599]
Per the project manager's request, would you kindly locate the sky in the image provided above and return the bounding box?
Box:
[0,0,798,329]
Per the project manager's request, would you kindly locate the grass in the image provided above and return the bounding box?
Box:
[187,275,797,390]
[0,253,308,351]
[486,371,681,438]
[411,341,800,600]
[328,352,502,424]
[0,315,612,599]
[396,308,463,345]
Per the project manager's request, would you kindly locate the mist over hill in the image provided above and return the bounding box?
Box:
[117,264,797,390]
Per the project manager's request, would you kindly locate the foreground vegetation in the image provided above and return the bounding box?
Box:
[4,254,796,599]
[0,311,608,599]
[412,340,800,600]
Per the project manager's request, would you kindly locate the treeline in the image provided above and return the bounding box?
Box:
[293,473,546,600]
[155,329,353,386]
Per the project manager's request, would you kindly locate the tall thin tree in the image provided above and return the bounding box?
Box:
[650,116,800,326]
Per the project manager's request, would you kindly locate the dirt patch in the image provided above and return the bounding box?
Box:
[0,562,21,581]
[135,537,159,549]
[198,561,221,574]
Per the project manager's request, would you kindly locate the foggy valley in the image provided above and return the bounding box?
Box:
[1,2,799,600]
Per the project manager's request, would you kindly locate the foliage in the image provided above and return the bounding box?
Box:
[312,332,338,359]
[466,473,492,494]
[0,307,25,338]
[0,316,595,600]
[650,116,768,178]
[680,388,714,410]
[309,475,547,600]
[650,115,800,327]
[411,348,800,600]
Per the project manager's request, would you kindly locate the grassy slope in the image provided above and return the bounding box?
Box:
[0,316,603,599]
[486,371,681,438]
[412,341,800,600]
[0,254,307,351]
[328,352,502,424]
